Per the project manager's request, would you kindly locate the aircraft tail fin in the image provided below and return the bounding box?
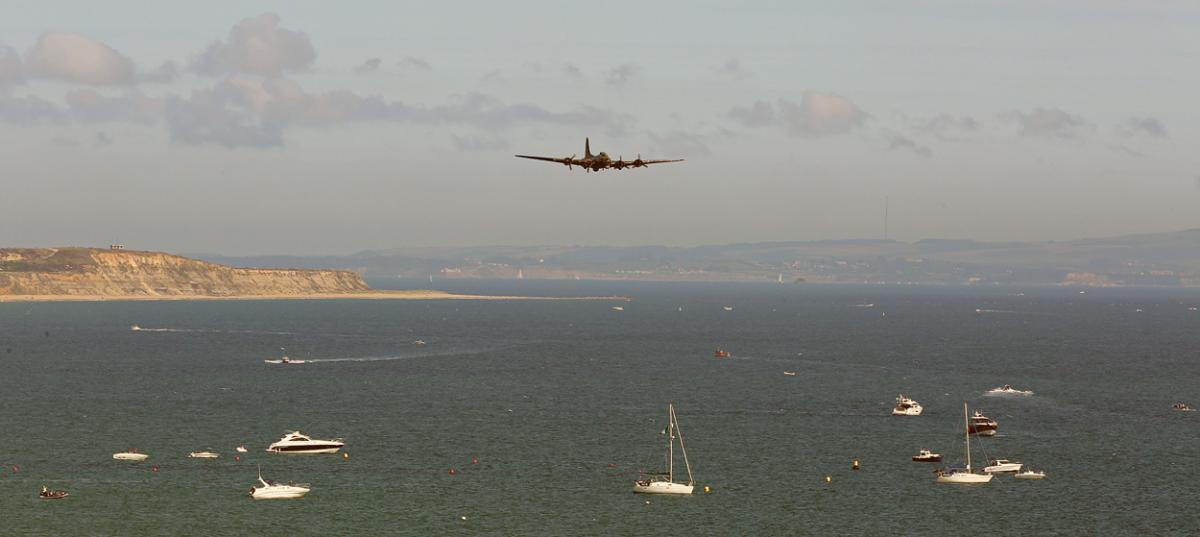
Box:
[584,138,593,159]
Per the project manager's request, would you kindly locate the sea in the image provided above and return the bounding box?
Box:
[1,280,1198,536]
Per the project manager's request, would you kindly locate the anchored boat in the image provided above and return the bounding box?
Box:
[633,403,695,495]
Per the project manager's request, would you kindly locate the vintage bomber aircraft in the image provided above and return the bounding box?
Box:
[515,139,683,172]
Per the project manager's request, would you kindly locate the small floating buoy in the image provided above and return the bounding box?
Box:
[644,500,650,505]
[11,464,18,473]
[472,457,478,465]
[151,466,159,473]
[825,475,832,484]
[448,468,457,476]
[703,485,711,493]
[852,459,860,471]
[234,455,240,462]
[343,452,349,460]
[460,516,467,521]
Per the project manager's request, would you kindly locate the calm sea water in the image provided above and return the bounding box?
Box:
[2,281,1198,536]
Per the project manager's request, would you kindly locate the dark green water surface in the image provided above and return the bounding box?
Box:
[2,281,1198,535]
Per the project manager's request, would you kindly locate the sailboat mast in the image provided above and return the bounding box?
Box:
[674,405,694,485]
[963,402,971,471]
[667,404,675,482]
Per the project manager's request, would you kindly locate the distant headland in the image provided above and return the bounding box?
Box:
[0,247,623,302]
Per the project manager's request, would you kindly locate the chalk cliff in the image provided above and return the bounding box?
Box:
[0,248,371,297]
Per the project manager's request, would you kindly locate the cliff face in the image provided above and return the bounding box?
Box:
[0,248,371,297]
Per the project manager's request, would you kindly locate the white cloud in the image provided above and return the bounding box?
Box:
[881,128,932,158]
[730,92,867,137]
[1000,107,1091,139]
[354,57,381,75]
[65,89,163,123]
[0,45,23,86]
[1117,116,1167,139]
[24,32,135,85]
[397,56,432,71]
[908,113,980,141]
[192,13,316,77]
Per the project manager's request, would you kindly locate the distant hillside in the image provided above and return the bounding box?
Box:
[0,248,371,297]
[194,229,1200,287]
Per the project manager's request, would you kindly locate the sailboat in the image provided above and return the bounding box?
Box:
[935,402,994,484]
[633,403,695,495]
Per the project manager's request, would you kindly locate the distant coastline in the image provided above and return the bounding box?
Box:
[0,290,630,303]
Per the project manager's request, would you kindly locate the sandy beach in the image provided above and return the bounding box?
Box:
[0,290,631,303]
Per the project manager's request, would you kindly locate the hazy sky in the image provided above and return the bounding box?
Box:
[2,1,1198,255]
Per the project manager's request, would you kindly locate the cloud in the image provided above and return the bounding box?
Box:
[606,63,640,86]
[450,134,508,152]
[92,131,114,147]
[192,13,316,77]
[136,60,178,83]
[0,45,23,86]
[728,100,776,128]
[563,63,583,79]
[24,32,136,85]
[0,94,65,123]
[647,130,711,158]
[908,113,979,141]
[1107,143,1144,158]
[716,58,750,79]
[1000,107,1091,139]
[397,56,432,71]
[354,57,381,75]
[159,76,634,147]
[65,89,163,123]
[881,128,932,158]
[729,92,867,137]
[1117,116,1167,139]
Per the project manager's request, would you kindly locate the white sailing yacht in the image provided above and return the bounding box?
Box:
[633,403,695,495]
[936,402,994,484]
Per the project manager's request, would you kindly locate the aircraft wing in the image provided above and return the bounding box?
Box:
[515,155,575,165]
[637,159,685,165]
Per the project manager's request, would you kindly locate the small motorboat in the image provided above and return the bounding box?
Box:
[722,306,733,311]
[39,486,69,500]
[236,445,248,453]
[892,394,923,416]
[249,469,310,500]
[264,355,306,365]
[983,458,1023,474]
[986,384,1033,396]
[912,449,942,463]
[266,431,344,454]
[130,324,141,331]
[413,339,427,345]
[782,371,797,377]
[113,450,149,461]
[1014,469,1046,480]
[968,410,998,436]
[714,348,729,358]
[189,451,219,459]
[611,306,624,311]
[1172,403,1196,412]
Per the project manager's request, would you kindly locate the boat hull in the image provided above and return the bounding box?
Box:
[936,472,993,484]
[113,453,149,461]
[633,481,694,495]
[912,456,942,463]
[189,452,219,459]
[266,446,342,454]
[250,486,310,500]
[1014,472,1046,480]
[984,463,1023,474]
[892,407,922,416]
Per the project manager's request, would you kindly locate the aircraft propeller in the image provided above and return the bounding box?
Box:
[563,154,576,169]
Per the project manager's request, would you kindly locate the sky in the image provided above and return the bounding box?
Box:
[2,0,1198,255]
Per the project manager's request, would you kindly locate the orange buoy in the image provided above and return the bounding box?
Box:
[151,466,159,473]
[448,468,457,476]
[234,455,240,462]
[472,457,478,465]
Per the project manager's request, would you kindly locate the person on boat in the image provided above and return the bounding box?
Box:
[41,485,48,494]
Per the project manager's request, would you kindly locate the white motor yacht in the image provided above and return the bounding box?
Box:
[189,451,219,459]
[236,445,248,453]
[985,384,1033,396]
[113,450,149,461]
[249,470,310,500]
[891,394,923,416]
[983,459,1023,473]
[264,355,306,365]
[1014,469,1046,480]
[266,431,344,454]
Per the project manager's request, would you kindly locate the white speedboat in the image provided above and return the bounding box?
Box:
[236,445,248,453]
[722,306,733,311]
[249,470,310,500]
[633,404,695,495]
[891,394,923,416]
[912,449,942,463]
[130,324,141,331]
[983,459,1023,473]
[266,431,344,454]
[1172,403,1196,412]
[264,355,306,365]
[985,384,1033,396]
[1014,469,1046,480]
[113,450,149,461]
[189,451,219,459]
[936,403,994,485]
[611,306,624,311]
